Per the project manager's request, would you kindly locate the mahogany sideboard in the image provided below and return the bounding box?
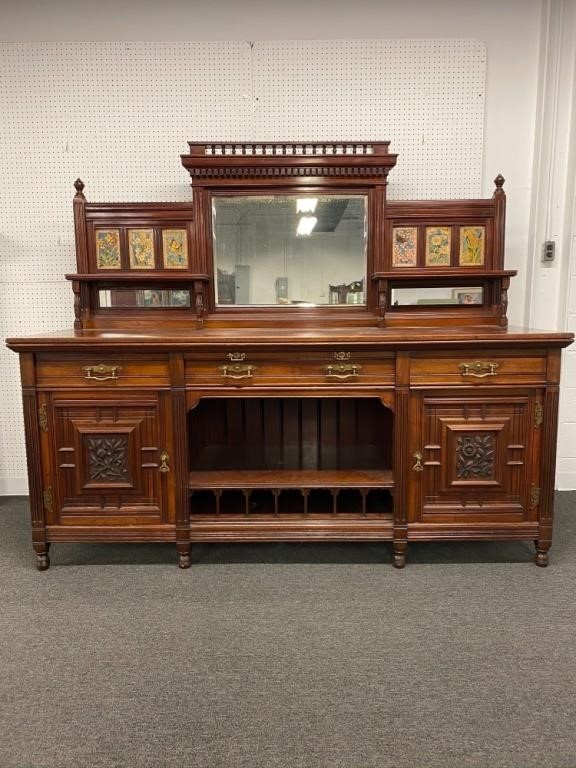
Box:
[6,141,573,569]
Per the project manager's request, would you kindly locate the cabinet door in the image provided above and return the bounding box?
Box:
[48,394,172,526]
[408,393,541,523]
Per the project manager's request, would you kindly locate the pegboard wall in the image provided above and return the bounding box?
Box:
[0,39,485,491]
[253,40,486,199]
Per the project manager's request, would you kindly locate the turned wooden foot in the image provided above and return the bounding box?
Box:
[177,543,191,569]
[34,544,50,571]
[534,541,550,568]
[392,542,407,569]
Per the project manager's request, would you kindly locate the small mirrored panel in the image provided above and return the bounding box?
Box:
[390,286,483,307]
[212,195,367,306]
[98,289,190,308]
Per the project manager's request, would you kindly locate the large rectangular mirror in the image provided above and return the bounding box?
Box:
[212,194,367,306]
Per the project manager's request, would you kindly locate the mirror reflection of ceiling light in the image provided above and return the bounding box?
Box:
[296,216,318,236]
[296,198,318,213]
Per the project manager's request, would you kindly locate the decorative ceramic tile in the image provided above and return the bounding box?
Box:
[392,227,418,267]
[459,226,485,266]
[162,229,188,269]
[128,229,155,269]
[95,229,121,269]
[425,227,451,266]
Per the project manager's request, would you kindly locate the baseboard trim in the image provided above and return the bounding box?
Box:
[557,473,576,491]
[0,477,29,496]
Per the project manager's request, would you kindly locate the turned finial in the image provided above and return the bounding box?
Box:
[74,178,85,198]
[494,174,505,189]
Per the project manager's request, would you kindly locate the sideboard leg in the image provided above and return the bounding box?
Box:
[177,542,191,569]
[392,541,407,568]
[34,543,50,571]
[534,540,550,568]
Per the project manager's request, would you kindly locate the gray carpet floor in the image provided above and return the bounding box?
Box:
[1,495,576,768]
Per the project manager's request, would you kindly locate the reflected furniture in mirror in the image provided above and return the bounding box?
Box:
[212,195,367,306]
[6,141,573,570]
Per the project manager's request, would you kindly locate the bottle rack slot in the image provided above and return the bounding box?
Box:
[190,484,393,520]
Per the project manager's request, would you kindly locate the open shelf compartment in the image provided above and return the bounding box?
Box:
[188,397,394,531]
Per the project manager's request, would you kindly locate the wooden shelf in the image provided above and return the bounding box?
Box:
[188,468,394,490]
[372,269,516,280]
[66,273,210,282]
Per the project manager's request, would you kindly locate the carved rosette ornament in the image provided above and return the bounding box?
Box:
[456,434,495,479]
[87,436,129,481]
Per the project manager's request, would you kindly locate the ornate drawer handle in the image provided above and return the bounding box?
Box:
[412,451,424,472]
[458,361,500,378]
[219,364,257,380]
[324,364,362,380]
[159,450,170,473]
[82,364,121,381]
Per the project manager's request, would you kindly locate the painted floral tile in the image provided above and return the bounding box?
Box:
[425,227,451,266]
[95,229,121,269]
[459,226,485,266]
[128,229,155,269]
[392,227,418,267]
[162,229,188,269]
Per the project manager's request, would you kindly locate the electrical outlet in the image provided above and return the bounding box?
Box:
[543,240,555,261]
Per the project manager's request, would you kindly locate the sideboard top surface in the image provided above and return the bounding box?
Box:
[6,325,573,353]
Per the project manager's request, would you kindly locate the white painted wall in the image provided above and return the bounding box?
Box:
[1,0,575,491]
[528,1,576,490]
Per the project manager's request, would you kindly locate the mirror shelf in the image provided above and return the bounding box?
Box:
[64,143,511,330]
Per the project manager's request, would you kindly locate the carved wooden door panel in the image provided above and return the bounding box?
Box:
[47,395,171,526]
[408,393,541,523]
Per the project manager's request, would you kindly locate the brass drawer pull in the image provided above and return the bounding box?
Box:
[220,364,256,380]
[458,361,500,378]
[412,451,424,472]
[82,364,121,381]
[324,364,362,380]
[159,450,170,473]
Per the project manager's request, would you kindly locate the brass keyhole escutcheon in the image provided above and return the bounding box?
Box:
[159,451,170,473]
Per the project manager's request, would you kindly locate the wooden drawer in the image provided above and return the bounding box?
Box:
[410,351,547,386]
[35,354,170,389]
[185,350,395,388]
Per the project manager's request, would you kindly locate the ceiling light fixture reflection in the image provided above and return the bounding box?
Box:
[296,216,318,236]
[296,198,318,213]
